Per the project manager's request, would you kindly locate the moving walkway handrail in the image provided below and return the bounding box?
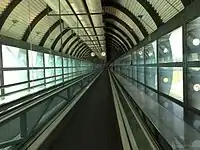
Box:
[0,70,99,125]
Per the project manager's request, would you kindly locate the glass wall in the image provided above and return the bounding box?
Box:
[0,44,97,104]
[112,15,200,149]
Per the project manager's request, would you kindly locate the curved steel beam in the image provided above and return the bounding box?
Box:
[79,47,89,58]
[105,27,131,49]
[103,1,163,28]
[77,46,87,58]
[136,0,163,27]
[106,35,127,52]
[22,7,51,41]
[107,41,123,53]
[104,13,140,43]
[74,43,86,57]
[103,1,148,36]
[72,42,84,56]
[106,32,128,51]
[107,37,126,52]
[105,21,135,46]
[0,0,22,30]
[66,38,80,54]
[39,20,63,46]
[51,28,71,50]
[59,33,76,52]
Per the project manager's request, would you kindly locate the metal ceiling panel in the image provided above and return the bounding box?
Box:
[147,0,184,22]
[27,15,59,46]
[0,0,10,15]
[1,0,46,40]
[115,0,157,33]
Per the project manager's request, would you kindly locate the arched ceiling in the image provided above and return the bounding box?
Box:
[0,0,193,61]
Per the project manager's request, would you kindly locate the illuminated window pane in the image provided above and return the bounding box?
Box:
[188,67,200,110]
[56,68,62,75]
[29,51,43,67]
[64,68,68,74]
[63,58,68,67]
[4,83,28,94]
[4,70,27,85]
[46,77,55,83]
[132,66,137,80]
[158,27,183,63]
[30,79,44,87]
[159,67,183,101]
[145,67,157,89]
[145,41,157,64]
[2,45,27,67]
[55,56,62,67]
[44,54,54,67]
[29,69,44,80]
[187,17,200,61]
[45,69,54,77]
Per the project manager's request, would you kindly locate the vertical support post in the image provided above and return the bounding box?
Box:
[20,113,27,138]
[26,49,30,89]
[43,53,46,86]
[0,44,5,96]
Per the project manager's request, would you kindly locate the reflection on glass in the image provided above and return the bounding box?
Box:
[145,88,157,101]
[188,67,200,110]
[187,16,200,61]
[158,27,183,63]
[159,67,183,101]
[55,56,62,67]
[145,41,157,64]
[159,96,183,119]
[132,51,137,65]
[64,68,68,74]
[137,48,144,64]
[4,70,27,85]
[137,67,144,84]
[44,54,54,67]
[45,69,54,78]
[29,51,43,67]
[145,67,157,89]
[132,66,137,80]
[2,45,27,67]
[29,69,44,80]
[46,77,55,83]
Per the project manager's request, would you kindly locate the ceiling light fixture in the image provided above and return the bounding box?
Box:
[193,38,200,46]
[101,52,106,56]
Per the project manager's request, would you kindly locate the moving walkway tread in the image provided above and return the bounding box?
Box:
[44,71,123,150]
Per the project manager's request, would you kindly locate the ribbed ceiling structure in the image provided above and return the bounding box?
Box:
[0,0,193,61]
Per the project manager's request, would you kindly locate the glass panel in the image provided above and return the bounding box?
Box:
[29,50,43,67]
[145,67,157,89]
[145,88,157,101]
[30,79,44,87]
[137,66,144,84]
[46,77,55,83]
[159,67,183,101]
[55,56,62,67]
[63,58,68,67]
[45,69,54,77]
[137,48,144,64]
[4,83,28,94]
[56,68,62,75]
[159,96,183,119]
[188,67,200,110]
[4,70,27,85]
[44,53,54,67]
[187,17,200,61]
[29,69,44,80]
[158,27,183,63]
[132,66,137,80]
[64,68,68,74]
[2,45,27,67]
[145,41,157,64]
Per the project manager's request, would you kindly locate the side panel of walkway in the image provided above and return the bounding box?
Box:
[47,71,123,150]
